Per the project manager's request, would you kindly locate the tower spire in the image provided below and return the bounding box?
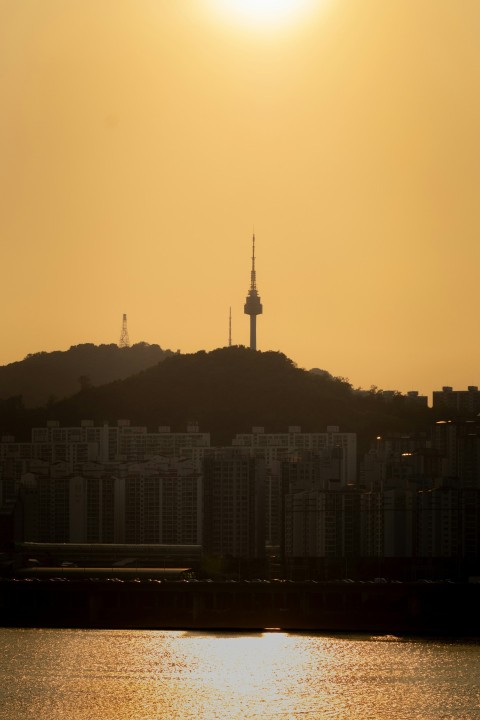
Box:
[244,233,263,351]
[229,307,232,347]
[250,233,257,290]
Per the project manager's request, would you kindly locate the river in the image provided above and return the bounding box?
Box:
[0,629,479,719]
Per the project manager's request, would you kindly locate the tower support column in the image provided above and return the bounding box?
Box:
[250,316,257,351]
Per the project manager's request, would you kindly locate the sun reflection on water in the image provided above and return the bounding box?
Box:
[1,629,480,720]
[167,631,320,717]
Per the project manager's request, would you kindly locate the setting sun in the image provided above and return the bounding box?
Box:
[209,0,316,28]
[1,1,480,394]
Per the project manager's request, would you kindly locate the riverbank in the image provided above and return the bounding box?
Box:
[1,579,479,634]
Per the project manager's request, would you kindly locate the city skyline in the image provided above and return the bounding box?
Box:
[2,1,480,396]
[3,414,479,578]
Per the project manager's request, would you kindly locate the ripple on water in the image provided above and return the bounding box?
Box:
[0,629,479,720]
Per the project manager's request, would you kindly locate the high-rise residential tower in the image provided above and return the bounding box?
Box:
[244,234,263,350]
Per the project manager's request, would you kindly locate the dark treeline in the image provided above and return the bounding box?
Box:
[0,346,437,448]
[0,342,173,408]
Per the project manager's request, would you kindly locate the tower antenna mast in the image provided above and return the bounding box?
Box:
[119,313,130,348]
[243,233,263,350]
[229,307,232,347]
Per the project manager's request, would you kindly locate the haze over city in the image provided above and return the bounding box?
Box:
[2,0,479,396]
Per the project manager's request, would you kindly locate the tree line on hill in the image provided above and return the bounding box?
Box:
[0,342,173,408]
[0,345,437,448]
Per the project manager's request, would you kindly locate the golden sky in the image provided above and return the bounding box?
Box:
[1,0,480,395]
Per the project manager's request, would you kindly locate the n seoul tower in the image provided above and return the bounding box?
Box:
[244,234,263,350]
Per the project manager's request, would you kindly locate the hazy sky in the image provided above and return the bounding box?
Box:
[1,0,480,395]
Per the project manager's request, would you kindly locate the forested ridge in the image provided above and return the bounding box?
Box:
[0,346,434,447]
[0,342,172,408]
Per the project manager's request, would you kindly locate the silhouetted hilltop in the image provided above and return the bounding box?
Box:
[1,347,434,446]
[0,343,173,408]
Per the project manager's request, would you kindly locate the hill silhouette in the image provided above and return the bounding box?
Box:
[0,346,434,447]
[0,342,173,408]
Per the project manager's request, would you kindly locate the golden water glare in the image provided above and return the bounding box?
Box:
[1,629,480,719]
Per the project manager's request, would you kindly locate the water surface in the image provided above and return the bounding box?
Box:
[0,629,479,719]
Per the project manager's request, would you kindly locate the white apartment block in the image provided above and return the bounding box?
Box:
[232,426,357,486]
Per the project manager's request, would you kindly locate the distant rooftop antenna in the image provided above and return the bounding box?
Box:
[119,313,130,348]
[229,307,232,347]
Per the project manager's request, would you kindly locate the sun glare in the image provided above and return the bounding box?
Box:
[209,0,316,29]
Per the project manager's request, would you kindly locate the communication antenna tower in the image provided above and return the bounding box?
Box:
[243,233,263,350]
[229,307,232,347]
[119,313,130,348]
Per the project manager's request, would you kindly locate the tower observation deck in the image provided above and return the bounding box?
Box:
[244,234,263,351]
